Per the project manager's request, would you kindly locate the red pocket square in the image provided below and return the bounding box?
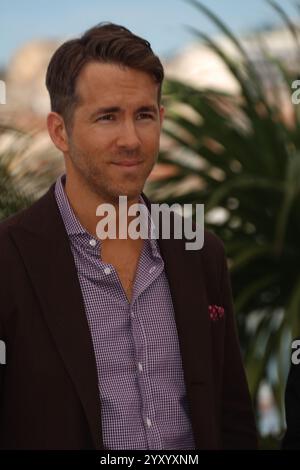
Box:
[209,304,225,321]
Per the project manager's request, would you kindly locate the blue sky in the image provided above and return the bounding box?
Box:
[1,0,299,68]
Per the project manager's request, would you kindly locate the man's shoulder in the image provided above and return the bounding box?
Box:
[181,225,225,260]
[143,192,225,255]
[196,229,226,275]
[0,206,30,234]
[203,228,225,255]
[0,184,56,242]
[0,208,29,248]
[0,206,34,282]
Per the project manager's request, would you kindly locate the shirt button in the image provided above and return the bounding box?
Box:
[146,417,152,428]
[89,239,97,247]
[131,312,135,318]
[104,267,111,275]
[149,266,156,274]
[138,362,143,373]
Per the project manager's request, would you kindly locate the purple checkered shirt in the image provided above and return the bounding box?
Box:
[54,174,195,450]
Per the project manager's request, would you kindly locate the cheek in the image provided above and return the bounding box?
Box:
[141,130,160,151]
[74,127,110,149]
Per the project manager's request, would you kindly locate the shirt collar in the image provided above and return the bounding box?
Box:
[54,173,161,259]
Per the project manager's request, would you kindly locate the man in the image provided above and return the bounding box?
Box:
[0,23,257,450]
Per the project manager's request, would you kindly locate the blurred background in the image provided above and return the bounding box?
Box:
[1,0,300,449]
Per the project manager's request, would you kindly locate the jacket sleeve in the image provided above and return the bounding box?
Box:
[282,356,300,449]
[219,249,258,449]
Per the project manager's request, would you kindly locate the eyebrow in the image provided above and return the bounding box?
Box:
[90,105,158,120]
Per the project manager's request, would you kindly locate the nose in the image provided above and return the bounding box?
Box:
[116,119,141,152]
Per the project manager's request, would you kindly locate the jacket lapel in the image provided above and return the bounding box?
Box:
[10,184,103,450]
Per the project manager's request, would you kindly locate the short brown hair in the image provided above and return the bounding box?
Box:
[45,22,164,129]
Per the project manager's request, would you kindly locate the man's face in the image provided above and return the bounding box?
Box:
[64,61,164,203]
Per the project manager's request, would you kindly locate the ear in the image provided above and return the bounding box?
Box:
[47,112,69,153]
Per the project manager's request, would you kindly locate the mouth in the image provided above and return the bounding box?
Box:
[111,160,143,168]
[112,160,143,174]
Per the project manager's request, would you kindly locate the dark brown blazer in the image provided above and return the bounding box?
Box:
[0,183,258,449]
[282,346,300,449]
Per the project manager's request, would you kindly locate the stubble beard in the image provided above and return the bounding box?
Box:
[67,140,156,204]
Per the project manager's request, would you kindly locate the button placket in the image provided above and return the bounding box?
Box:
[146,417,152,428]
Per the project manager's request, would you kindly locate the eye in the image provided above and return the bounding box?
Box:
[96,114,115,121]
[137,113,154,120]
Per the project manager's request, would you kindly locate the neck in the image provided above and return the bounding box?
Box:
[64,173,141,240]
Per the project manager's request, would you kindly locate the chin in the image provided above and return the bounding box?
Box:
[117,189,141,200]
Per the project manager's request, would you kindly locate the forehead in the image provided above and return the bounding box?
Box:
[75,61,159,106]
